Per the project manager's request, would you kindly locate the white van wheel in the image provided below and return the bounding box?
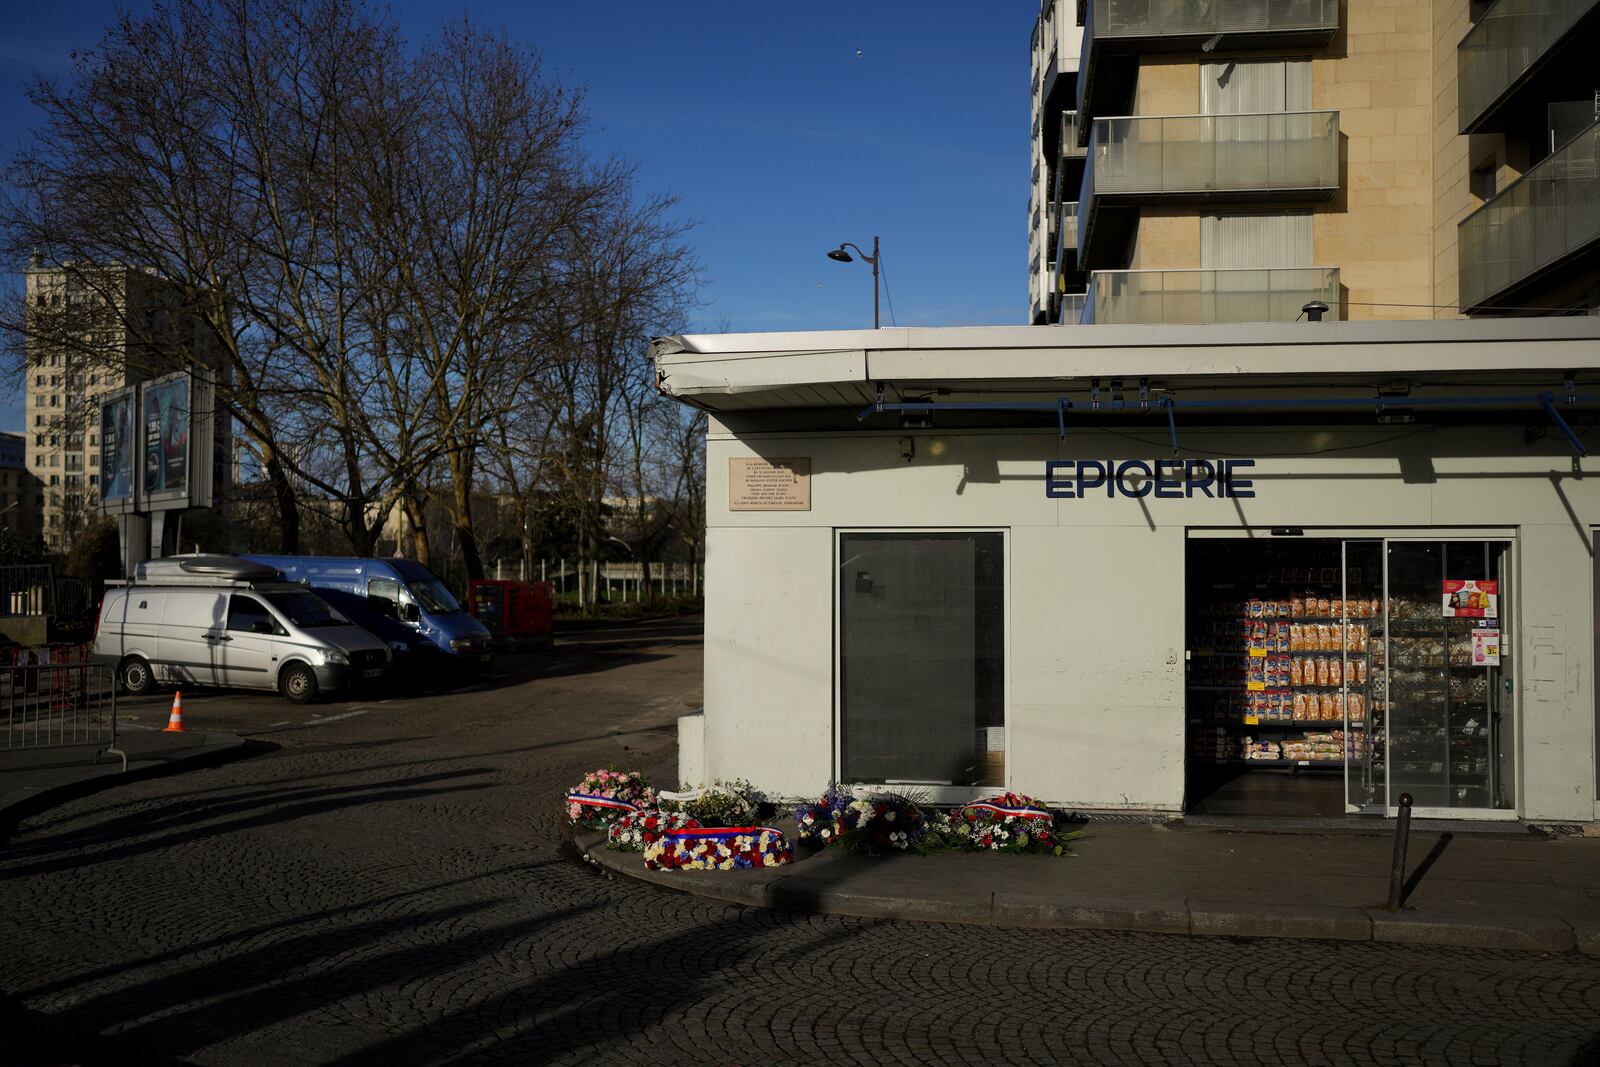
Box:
[279,663,318,705]
[120,656,155,696]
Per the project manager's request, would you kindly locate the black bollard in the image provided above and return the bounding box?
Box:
[1387,793,1413,910]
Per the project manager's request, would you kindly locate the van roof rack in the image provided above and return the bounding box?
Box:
[131,554,283,586]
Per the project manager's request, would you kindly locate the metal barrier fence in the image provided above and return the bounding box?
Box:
[3,645,124,771]
[0,564,54,618]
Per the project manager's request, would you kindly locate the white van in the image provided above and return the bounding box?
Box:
[94,555,391,704]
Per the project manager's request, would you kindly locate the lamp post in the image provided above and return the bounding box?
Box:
[826,235,881,329]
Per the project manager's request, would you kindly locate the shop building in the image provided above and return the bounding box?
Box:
[657,317,1600,824]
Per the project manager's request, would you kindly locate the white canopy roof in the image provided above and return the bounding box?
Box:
[651,319,1600,412]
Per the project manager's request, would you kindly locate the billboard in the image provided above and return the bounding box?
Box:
[99,389,136,503]
[142,375,190,498]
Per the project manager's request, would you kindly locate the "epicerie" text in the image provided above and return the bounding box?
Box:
[1044,459,1256,499]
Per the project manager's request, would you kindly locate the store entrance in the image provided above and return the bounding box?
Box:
[1185,535,1516,819]
[1186,538,1371,818]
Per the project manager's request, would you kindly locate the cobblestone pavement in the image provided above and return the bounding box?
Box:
[2,617,1598,1066]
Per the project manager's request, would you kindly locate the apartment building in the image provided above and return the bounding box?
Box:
[22,260,227,550]
[0,432,41,544]
[1028,0,1600,325]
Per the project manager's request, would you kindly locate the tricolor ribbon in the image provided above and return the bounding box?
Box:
[566,792,642,813]
[961,802,1052,821]
[662,825,783,840]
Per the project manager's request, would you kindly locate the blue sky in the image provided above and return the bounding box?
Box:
[0,2,1038,428]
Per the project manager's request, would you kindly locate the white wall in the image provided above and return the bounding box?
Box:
[699,420,1600,822]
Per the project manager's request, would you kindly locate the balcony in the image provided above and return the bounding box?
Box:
[1058,200,1081,262]
[1458,120,1600,311]
[1458,0,1600,134]
[1059,290,1089,324]
[1060,111,1088,162]
[1035,0,1083,119]
[1076,0,1340,139]
[1081,267,1342,324]
[1078,110,1341,267]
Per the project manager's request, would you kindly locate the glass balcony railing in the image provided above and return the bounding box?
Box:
[1458,0,1600,132]
[1060,291,1089,323]
[1079,111,1339,264]
[1086,110,1340,197]
[1062,111,1088,161]
[1059,201,1081,256]
[1088,0,1339,41]
[1081,267,1341,324]
[1458,121,1600,309]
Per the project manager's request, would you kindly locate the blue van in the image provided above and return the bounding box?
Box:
[244,556,494,670]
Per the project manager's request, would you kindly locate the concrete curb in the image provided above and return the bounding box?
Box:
[578,834,1593,955]
[0,732,255,840]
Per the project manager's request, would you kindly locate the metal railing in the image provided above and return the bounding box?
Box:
[1082,266,1341,324]
[1086,0,1339,41]
[1458,0,1600,131]
[1458,121,1600,309]
[3,649,123,770]
[0,565,54,618]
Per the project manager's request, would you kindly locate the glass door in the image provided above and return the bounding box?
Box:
[838,532,1005,792]
[1382,540,1513,814]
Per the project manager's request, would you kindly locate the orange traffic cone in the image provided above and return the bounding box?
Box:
[164,690,187,733]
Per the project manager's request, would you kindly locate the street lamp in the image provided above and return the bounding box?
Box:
[826,235,881,329]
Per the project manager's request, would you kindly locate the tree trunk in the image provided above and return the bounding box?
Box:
[405,494,430,566]
[450,471,484,581]
[265,451,300,554]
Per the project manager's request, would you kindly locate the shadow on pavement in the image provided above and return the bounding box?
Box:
[0,767,495,882]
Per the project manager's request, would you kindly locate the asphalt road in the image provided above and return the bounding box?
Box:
[1,616,1597,1066]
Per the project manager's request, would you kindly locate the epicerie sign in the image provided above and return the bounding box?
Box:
[1044,459,1256,499]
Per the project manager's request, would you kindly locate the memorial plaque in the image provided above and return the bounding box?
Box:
[729,456,811,512]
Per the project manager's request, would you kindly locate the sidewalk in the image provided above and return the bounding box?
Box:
[581,818,1600,954]
[1,726,248,830]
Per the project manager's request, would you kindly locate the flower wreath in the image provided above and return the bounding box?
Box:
[644,826,793,871]
[607,808,701,852]
[564,768,654,829]
[937,792,1081,855]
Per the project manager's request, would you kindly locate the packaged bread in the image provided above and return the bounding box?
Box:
[1291,595,1305,618]
[1315,596,1331,616]
[1315,657,1330,686]
[1292,692,1308,719]
[1289,657,1304,687]
[1348,693,1364,722]
[1330,598,1343,619]
[1275,600,1290,618]
[1314,624,1331,651]
[1329,658,1342,687]
[1276,622,1291,652]
[1354,659,1367,685]
[1322,692,1339,720]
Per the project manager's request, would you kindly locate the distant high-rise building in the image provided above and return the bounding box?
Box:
[1029,0,1600,325]
[22,261,230,551]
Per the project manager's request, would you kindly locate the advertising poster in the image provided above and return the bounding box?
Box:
[99,393,135,502]
[1442,579,1498,618]
[1472,629,1502,667]
[143,377,190,495]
